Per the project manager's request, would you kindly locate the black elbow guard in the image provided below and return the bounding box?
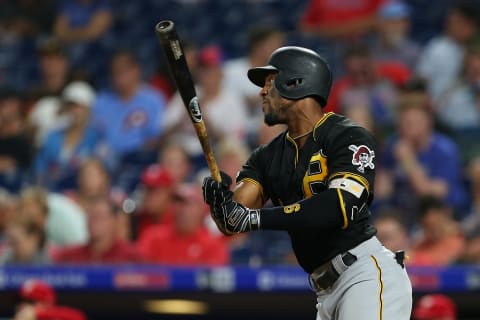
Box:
[329,176,370,229]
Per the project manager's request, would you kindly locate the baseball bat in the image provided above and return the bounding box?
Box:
[155,20,221,182]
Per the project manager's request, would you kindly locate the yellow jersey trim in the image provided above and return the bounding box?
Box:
[370,255,384,320]
[313,112,334,141]
[238,178,266,202]
[285,112,334,165]
[337,189,348,229]
[328,172,370,194]
[285,133,299,168]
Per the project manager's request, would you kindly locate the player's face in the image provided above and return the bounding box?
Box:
[260,73,293,126]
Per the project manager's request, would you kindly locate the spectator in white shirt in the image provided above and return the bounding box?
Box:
[163,46,248,163]
[437,40,480,129]
[416,1,480,104]
[223,26,284,145]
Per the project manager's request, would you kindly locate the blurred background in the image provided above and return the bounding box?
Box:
[0,0,480,319]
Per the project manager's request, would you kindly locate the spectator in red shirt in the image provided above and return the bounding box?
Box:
[54,197,139,263]
[300,0,384,39]
[29,306,86,320]
[374,211,410,253]
[325,44,397,128]
[137,183,229,266]
[409,197,465,266]
[134,164,175,238]
[14,279,86,320]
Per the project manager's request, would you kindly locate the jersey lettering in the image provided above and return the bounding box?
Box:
[284,203,301,214]
[303,150,328,198]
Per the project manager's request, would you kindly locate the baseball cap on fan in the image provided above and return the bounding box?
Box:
[141,164,174,188]
[412,294,457,320]
[62,81,96,107]
[198,45,223,67]
[378,1,410,19]
[20,279,56,305]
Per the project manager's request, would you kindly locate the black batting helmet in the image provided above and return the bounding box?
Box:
[248,46,332,107]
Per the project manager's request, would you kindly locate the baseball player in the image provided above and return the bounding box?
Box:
[203,46,412,319]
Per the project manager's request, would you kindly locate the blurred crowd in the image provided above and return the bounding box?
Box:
[0,0,480,272]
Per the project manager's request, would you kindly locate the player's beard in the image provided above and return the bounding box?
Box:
[264,109,281,126]
[263,85,292,126]
[264,99,293,126]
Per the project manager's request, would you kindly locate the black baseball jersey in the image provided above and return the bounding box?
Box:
[237,112,377,273]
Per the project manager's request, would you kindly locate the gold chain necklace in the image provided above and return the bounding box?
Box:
[291,130,313,140]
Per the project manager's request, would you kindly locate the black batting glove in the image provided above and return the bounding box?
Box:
[202,171,234,235]
[219,199,261,234]
[202,171,261,234]
[202,171,232,208]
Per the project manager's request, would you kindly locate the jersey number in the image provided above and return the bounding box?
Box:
[303,150,328,198]
[284,203,301,214]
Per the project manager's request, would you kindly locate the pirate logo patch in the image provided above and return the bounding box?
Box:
[348,144,375,173]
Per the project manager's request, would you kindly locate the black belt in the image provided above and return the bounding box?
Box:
[309,252,357,291]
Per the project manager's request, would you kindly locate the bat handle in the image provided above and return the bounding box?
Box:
[208,156,222,183]
[193,122,222,183]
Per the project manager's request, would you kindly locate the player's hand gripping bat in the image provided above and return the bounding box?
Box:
[155,20,221,182]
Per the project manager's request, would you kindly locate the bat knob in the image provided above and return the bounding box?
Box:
[156,20,174,33]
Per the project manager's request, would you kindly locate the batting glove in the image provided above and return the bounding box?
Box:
[202,171,232,208]
[202,172,234,235]
[220,199,261,234]
[202,172,261,234]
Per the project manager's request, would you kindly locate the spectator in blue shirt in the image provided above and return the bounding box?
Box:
[0,88,32,193]
[376,93,467,228]
[34,81,106,192]
[54,0,112,38]
[93,50,166,155]
[53,0,113,81]
[92,50,166,191]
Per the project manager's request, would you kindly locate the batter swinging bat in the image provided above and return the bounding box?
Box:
[155,20,221,182]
